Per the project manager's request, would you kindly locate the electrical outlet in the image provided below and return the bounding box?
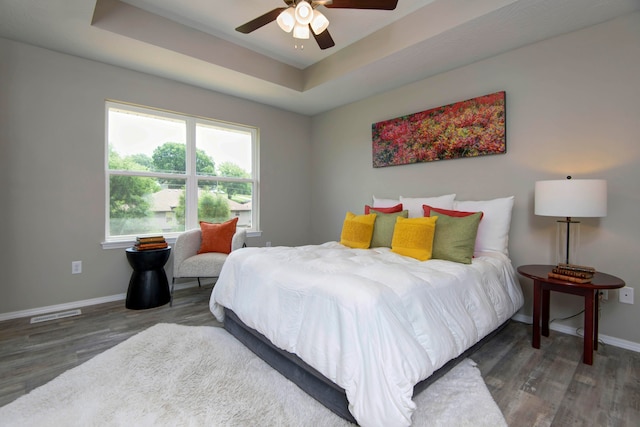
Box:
[266,241,272,247]
[71,261,82,274]
[619,286,634,304]
[599,290,608,301]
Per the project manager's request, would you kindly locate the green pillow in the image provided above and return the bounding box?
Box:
[430,211,482,264]
[370,209,408,248]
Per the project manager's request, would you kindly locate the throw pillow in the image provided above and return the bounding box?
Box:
[372,195,400,208]
[429,211,483,264]
[423,205,484,219]
[453,196,515,255]
[370,209,409,248]
[364,203,403,214]
[198,217,239,254]
[399,194,456,218]
[340,212,377,249]
[391,216,438,261]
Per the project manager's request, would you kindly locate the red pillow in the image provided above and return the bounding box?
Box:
[364,203,403,214]
[423,205,484,219]
[197,217,239,254]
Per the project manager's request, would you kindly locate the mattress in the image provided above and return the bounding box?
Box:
[210,242,523,426]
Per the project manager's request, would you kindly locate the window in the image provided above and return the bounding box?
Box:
[105,101,258,243]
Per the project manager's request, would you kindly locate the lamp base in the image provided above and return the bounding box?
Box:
[556,219,580,265]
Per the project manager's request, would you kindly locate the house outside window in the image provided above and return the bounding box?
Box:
[105,101,258,243]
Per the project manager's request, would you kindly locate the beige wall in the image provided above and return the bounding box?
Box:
[0,38,311,314]
[310,13,640,345]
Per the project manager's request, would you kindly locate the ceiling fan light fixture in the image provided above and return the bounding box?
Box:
[293,23,310,39]
[276,7,296,33]
[237,0,401,50]
[310,10,329,35]
[294,1,314,25]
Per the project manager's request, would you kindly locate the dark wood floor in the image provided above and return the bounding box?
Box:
[474,319,640,426]
[1,285,639,426]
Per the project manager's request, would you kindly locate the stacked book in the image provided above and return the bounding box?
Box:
[134,236,168,251]
[548,263,595,284]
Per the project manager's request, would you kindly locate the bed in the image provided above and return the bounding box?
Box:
[209,196,523,426]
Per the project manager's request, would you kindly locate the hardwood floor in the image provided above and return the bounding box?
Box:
[1,285,639,426]
[0,284,220,408]
[474,321,640,426]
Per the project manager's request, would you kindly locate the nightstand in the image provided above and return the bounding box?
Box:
[517,264,625,365]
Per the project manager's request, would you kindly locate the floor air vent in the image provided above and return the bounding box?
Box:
[30,309,82,324]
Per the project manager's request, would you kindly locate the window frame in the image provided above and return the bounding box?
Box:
[103,100,259,248]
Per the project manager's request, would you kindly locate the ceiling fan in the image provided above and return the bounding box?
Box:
[236,0,399,50]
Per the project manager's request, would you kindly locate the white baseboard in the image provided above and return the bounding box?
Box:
[0,280,204,322]
[511,313,640,353]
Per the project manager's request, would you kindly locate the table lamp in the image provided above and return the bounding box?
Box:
[534,176,607,265]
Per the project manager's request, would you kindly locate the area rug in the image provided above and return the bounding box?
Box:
[0,323,506,426]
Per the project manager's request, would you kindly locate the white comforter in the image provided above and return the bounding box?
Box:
[210,242,523,427]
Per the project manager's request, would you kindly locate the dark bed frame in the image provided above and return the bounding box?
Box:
[224,307,508,424]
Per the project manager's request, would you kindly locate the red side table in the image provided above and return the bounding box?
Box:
[517,264,625,365]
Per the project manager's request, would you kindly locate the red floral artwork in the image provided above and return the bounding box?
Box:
[372,92,506,168]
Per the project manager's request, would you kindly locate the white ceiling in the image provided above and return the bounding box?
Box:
[1,0,638,115]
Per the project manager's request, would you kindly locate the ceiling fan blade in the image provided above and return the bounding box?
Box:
[323,0,398,10]
[235,8,287,34]
[312,27,335,50]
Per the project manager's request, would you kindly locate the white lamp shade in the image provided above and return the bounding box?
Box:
[293,23,310,39]
[277,8,295,33]
[535,179,607,218]
[310,10,329,34]
[295,1,314,25]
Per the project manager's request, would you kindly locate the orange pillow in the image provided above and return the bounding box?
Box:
[364,203,403,214]
[197,217,238,254]
[422,204,484,219]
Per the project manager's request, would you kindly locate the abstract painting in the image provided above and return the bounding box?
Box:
[372,91,506,168]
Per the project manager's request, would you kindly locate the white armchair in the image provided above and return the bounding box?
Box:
[171,228,247,305]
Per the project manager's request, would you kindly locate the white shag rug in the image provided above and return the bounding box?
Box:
[0,323,506,427]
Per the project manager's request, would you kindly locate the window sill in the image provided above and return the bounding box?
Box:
[101,230,262,249]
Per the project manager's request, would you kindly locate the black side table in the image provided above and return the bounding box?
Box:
[125,246,171,310]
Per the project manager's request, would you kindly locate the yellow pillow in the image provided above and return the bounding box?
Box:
[340,212,377,249]
[391,216,438,261]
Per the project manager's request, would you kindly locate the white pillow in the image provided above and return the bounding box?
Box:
[453,196,515,255]
[399,194,456,218]
[372,195,400,208]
